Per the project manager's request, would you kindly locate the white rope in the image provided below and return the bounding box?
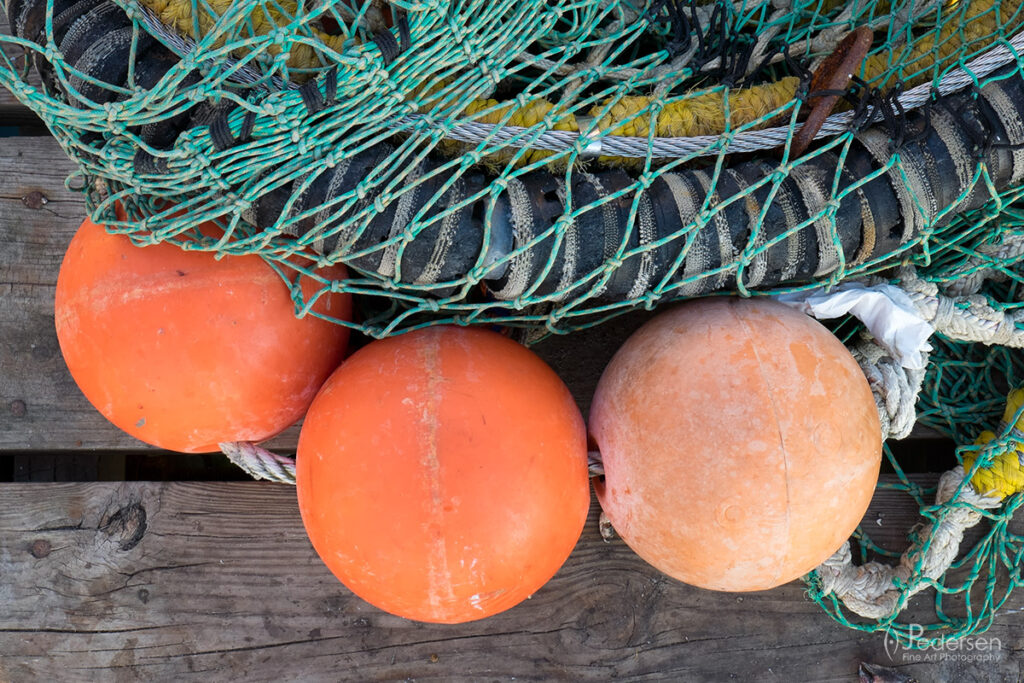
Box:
[132,4,1024,159]
[837,262,1024,445]
[899,267,1024,348]
[816,467,1001,620]
[811,262,1024,619]
[841,261,1024,441]
[220,441,296,484]
[849,333,926,440]
[942,231,1024,297]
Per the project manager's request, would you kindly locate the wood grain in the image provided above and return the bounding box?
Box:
[0,137,101,449]
[0,478,1020,682]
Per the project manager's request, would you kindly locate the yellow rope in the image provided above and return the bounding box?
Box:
[585,0,1023,149]
[143,0,346,76]
[135,0,1022,158]
[586,79,802,166]
[964,388,1024,499]
[860,0,1023,88]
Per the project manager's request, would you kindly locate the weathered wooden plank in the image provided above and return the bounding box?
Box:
[0,16,45,128]
[0,137,98,450]
[0,137,306,451]
[0,137,155,451]
[0,477,1019,682]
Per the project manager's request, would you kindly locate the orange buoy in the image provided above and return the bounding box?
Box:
[589,298,881,591]
[296,326,590,623]
[55,217,351,453]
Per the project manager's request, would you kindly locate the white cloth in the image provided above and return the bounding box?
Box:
[775,282,934,370]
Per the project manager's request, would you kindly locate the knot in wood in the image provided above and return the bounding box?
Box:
[29,539,51,558]
[101,503,148,552]
[21,191,48,210]
[9,400,27,417]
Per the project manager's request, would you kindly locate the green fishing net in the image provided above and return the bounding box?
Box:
[3,0,1024,335]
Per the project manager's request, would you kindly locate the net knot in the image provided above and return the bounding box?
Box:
[270,26,292,48]
[103,102,121,124]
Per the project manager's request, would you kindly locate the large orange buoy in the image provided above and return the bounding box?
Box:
[296,326,590,623]
[55,217,351,453]
[590,298,881,592]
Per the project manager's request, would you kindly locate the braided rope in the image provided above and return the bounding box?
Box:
[899,267,1024,348]
[220,441,296,484]
[815,388,1024,619]
[850,334,927,440]
[812,277,1024,619]
[816,469,1002,620]
[841,263,1024,441]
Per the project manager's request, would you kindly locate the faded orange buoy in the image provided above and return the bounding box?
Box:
[55,217,351,453]
[590,298,881,591]
[296,326,590,623]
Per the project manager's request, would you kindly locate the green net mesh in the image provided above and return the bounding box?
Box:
[5,0,1024,648]
[4,0,1024,335]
